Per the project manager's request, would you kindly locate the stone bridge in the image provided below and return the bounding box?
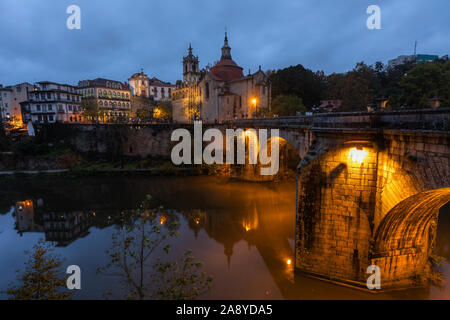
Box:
[39,108,450,290]
[235,108,450,290]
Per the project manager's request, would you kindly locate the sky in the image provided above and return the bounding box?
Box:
[0,0,449,86]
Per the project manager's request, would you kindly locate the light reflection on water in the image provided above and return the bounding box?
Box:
[0,176,448,300]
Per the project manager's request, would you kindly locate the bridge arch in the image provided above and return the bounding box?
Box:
[372,188,450,288]
[230,132,301,181]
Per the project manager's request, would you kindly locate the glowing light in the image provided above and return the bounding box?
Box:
[251,98,257,106]
[159,216,166,225]
[348,147,368,164]
[286,259,292,265]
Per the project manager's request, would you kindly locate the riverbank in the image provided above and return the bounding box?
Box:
[0,166,208,177]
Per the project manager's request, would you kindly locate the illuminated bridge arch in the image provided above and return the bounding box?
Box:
[372,188,450,288]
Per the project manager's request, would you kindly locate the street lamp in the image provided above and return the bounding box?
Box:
[251,98,257,117]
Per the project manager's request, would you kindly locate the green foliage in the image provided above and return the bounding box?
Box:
[5,239,72,300]
[270,95,306,116]
[270,58,448,112]
[325,62,376,111]
[97,195,212,300]
[155,101,173,119]
[82,97,104,121]
[135,108,150,120]
[151,250,213,300]
[269,64,324,109]
[13,137,50,156]
[399,60,450,109]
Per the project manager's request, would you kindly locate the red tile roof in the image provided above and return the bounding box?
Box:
[209,58,244,82]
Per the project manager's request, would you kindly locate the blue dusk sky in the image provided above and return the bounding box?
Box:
[0,0,449,86]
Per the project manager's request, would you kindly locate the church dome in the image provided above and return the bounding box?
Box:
[209,33,244,82]
[130,70,149,79]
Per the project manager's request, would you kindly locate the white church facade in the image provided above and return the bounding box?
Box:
[172,33,271,124]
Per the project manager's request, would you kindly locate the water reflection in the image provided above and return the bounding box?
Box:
[14,199,92,246]
[1,176,449,299]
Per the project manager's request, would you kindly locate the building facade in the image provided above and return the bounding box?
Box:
[0,82,34,126]
[21,81,83,124]
[77,78,131,120]
[172,33,271,124]
[128,70,175,101]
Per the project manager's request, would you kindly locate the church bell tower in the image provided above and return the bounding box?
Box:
[183,44,200,84]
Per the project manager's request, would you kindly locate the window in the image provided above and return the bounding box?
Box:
[205,83,210,99]
[36,105,41,111]
[49,115,53,121]
[48,104,52,111]
[16,86,21,93]
[47,92,52,99]
[68,105,72,111]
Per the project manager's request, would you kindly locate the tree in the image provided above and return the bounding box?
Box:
[97,195,212,300]
[136,108,150,120]
[270,95,306,116]
[399,60,450,109]
[269,64,325,109]
[154,101,172,120]
[6,239,73,300]
[151,250,213,300]
[81,97,102,122]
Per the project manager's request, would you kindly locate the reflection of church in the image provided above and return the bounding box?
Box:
[172,33,271,123]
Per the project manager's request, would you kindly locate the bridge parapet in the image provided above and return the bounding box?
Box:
[234,108,450,131]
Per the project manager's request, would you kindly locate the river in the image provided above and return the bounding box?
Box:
[0,175,448,299]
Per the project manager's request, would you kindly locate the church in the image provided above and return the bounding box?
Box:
[172,33,271,123]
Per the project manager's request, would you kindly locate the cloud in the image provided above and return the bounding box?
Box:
[0,0,448,86]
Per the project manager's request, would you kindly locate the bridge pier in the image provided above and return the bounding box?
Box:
[295,141,378,287]
[294,131,450,290]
